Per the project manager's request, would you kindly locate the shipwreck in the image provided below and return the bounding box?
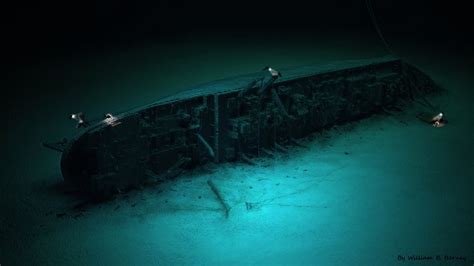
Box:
[44,56,439,195]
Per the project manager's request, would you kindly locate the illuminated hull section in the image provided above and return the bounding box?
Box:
[57,56,439,195]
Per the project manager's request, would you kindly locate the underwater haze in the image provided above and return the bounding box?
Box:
[2,0,473,265]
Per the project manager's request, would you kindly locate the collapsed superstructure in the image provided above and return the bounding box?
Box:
[44,56,439,195]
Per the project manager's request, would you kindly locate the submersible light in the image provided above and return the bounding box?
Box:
[432,112,445,128]
[69,112,88,128]
[263,66,282,77]
[104,113,121,126]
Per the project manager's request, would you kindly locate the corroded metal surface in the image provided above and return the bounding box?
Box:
[53,56,439,195]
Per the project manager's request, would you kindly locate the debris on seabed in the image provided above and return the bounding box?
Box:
[207,179,231,218]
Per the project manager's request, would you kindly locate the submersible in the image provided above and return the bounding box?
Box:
[44,56,439,195]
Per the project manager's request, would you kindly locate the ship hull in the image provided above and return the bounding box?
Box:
[59,56,439,195]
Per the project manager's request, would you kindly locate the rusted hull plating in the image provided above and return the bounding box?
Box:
[59,57,439,195]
